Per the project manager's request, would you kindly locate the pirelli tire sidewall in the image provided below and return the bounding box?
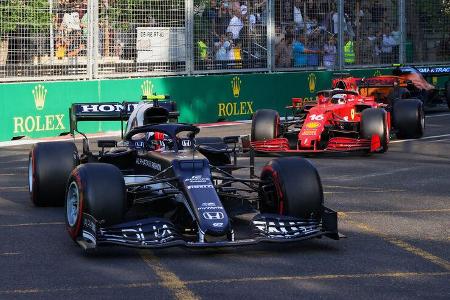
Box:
[251,109,280,142]
[65,163,126,241]
[393,99,425,139]
[361,108,389,153]
[29,142,78,207]
[259,157,324,220]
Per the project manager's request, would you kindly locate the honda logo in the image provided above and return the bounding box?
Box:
[203,212,224,220]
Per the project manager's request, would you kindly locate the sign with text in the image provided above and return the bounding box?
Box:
[136,27,186,63]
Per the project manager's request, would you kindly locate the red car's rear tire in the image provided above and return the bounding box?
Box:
[251,109,280,142]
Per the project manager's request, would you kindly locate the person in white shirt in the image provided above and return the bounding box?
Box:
[226,6,243,40]
[294,0,303,29]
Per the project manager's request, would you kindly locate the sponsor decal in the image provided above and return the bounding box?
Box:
[218,101,254,117]
[181,139,192,147]
[305,122,321,129]
[218,76,254,117]
[373,70,382,76]
[213,223,224,227]
[79,103,138,113]
[13,85,66,134]
[187,184,214,190]
[308,73,317,93]
[141,80,155,97]
[203,212,225,220]
[301,129,317,136]
[136,158,162,171]
[185,175,209,183]
[198,206,224,211]
[201,202,217,207]
[231,76,241,98]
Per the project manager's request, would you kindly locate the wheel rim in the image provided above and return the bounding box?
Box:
[66,181,80,227]
[28,155,33,194]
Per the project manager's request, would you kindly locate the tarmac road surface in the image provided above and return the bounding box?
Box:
[0,112,449,299]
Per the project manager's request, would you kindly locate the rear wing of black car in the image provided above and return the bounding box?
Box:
[69,95,179,137]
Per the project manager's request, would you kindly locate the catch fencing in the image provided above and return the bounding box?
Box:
[0,0,449,81]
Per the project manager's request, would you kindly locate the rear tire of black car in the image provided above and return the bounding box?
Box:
[393,99,425,139]
[65,163,126,241]
[259,157,323,220]
[251,109,280,141]
[361,108,389,153]
[29,142,78,207]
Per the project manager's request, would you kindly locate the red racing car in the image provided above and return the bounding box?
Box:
[250,89,424,155]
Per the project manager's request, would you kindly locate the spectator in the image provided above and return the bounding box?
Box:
[202,0,220,40]
[323,35,337,69]
[380,25,398,64]
[292,33,321,68]
[275,33,293,68]
[344,35,355,64]
[293,0,304,30]
[215,34,232,61]
[226,5,244,40]
[217,2,232,36]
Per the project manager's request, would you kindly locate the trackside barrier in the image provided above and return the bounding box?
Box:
[2,67,448,142]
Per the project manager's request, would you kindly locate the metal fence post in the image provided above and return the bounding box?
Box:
[185,0,193,76]
[267,0,274,72]
[337,0,344,70]
[91,0,99,79]
[399,0,406,64]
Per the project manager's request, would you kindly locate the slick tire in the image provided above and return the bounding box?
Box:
[393,99,425,139]
[65,163,126,241]
[361,108,389,153]
[259,157,323,220]
[251,109,280,142]
[29,142,78,207]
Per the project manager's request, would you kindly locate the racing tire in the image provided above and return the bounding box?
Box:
[65,163,126,241]
[29,142,78,207]
[360,108,389,153]
[251,109,280,142]
[393,99,425,139]
[259,157,323,220]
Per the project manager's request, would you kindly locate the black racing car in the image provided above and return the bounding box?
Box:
[28,96,339,251]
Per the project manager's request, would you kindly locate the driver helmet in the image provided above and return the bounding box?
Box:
[331,93,347,104]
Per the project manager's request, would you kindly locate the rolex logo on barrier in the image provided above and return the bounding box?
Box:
[32,84,47,110]
[218,76,254,117]
[141,80,154,97]
[231,76,241,98]
[12,85,65,135]
[308,73,317,93]
[374,70,382,76]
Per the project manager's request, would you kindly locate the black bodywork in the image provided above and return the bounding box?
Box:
[69,102,339,250]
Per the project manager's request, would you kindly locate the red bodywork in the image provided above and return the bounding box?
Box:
[251,93,390,154]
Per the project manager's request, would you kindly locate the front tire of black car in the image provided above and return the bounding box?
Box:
[251,109,280,141]
[29,142,78,207]
[259,157,323,220]
[361,108,389,153]
[393,99,425,139]
[65,163,126,241]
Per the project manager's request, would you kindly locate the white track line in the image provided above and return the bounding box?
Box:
[425,113,450,118]
[391,133,450,144]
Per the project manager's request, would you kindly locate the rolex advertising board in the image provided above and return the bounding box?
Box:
[0,68,397,142]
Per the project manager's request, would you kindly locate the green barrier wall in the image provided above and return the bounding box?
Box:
[1,67,442,142]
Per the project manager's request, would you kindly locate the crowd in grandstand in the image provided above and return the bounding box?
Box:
[194,0,406,69]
